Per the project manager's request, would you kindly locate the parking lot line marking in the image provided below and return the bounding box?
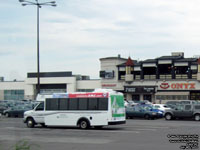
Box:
[3,127,140,134]
[0,135,112,144]
[135,128,157,131]
[49,129,140,134]
[124,125,169,129]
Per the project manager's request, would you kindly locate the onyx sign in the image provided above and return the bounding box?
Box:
[160,83,196,90]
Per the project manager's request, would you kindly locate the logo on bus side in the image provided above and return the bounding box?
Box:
[69,93,109,98]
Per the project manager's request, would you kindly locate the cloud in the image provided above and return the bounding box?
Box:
[1,0,200,80]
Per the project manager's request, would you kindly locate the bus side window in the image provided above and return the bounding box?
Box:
[98,98,108,110]
[59,98,68,110]
[78,98,88,110]
[36,102,44,111]
[88,98,98,110]
[46,98,59,110]
[68,98,78,110]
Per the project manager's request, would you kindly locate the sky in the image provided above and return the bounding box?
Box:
[1,0,200,81]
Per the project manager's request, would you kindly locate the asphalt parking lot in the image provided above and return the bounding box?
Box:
[0,117,199,150]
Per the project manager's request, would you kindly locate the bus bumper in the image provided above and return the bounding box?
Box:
[108,120,126,125]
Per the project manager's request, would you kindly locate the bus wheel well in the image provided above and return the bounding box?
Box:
[77,118,90,129]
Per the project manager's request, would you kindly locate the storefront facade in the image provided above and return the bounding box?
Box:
[100,52,200,103]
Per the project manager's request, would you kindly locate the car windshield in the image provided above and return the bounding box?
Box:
[154,105,160,109]
[143,105,153,111]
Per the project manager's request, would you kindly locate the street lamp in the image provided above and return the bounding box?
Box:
[19,0,56,95]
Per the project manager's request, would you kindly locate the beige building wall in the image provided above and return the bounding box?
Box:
[0,90,4,100]
[0,81,26,100]
[77,80,101,91]
[100,56,127,91]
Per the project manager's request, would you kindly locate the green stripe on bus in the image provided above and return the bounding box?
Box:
[112,114,125,117]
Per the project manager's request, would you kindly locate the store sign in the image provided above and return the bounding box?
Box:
[160,83,170,89]
[125,87,136,93]
[124,86,155,93]
[160,83,196,90]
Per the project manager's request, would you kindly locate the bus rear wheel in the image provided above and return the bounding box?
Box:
[79,120,90,129]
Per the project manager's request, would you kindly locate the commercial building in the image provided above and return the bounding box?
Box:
[0,72,100,100]
[100,52,200,103]
[1,52,200,104]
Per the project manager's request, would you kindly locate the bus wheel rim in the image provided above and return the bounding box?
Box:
[81,121,87,128]
[28,120,33,126]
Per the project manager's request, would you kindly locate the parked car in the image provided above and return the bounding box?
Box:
[133,100,152,105]
[153,104,171,112]
[164,104,200,121]
[3,105,32,118]
[0,104,8,115]
[127,100,138,106]
[179,100,199,105]
[165,101,180,109]
[124,101,129,107]
[140,104,164,118]
[126,105,160,119]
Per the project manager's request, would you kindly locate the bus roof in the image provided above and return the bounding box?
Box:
[36,89,122,101]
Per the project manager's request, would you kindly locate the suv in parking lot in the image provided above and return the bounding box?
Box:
[164,104,200,121]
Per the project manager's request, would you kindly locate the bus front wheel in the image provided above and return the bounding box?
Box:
[26,118,35,128]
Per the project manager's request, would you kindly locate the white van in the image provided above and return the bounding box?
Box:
[23,89,126,129]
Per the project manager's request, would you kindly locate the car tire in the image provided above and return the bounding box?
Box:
[5,113,9,118]
[144,114,150,120]
[165,113,173,120]
[194,114,200,121]
[26,118,35,128]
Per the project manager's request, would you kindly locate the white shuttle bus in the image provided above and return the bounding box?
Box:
[23,89,126,129]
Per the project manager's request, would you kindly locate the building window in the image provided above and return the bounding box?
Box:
[143,67,156,79]
[190,92,200,100]
[118,71,125,80]
[156,95,189,100]
[134,71,141,80]
[40,89,66,94]
[158,64,172,74]
[175,66,189,79]
[4,90,24,100]
[77,89,94,92]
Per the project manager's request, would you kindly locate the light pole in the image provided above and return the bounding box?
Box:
[19,0,56,95]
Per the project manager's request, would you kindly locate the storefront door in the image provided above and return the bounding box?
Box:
[143,95,152,102]
[132,95,140,101]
